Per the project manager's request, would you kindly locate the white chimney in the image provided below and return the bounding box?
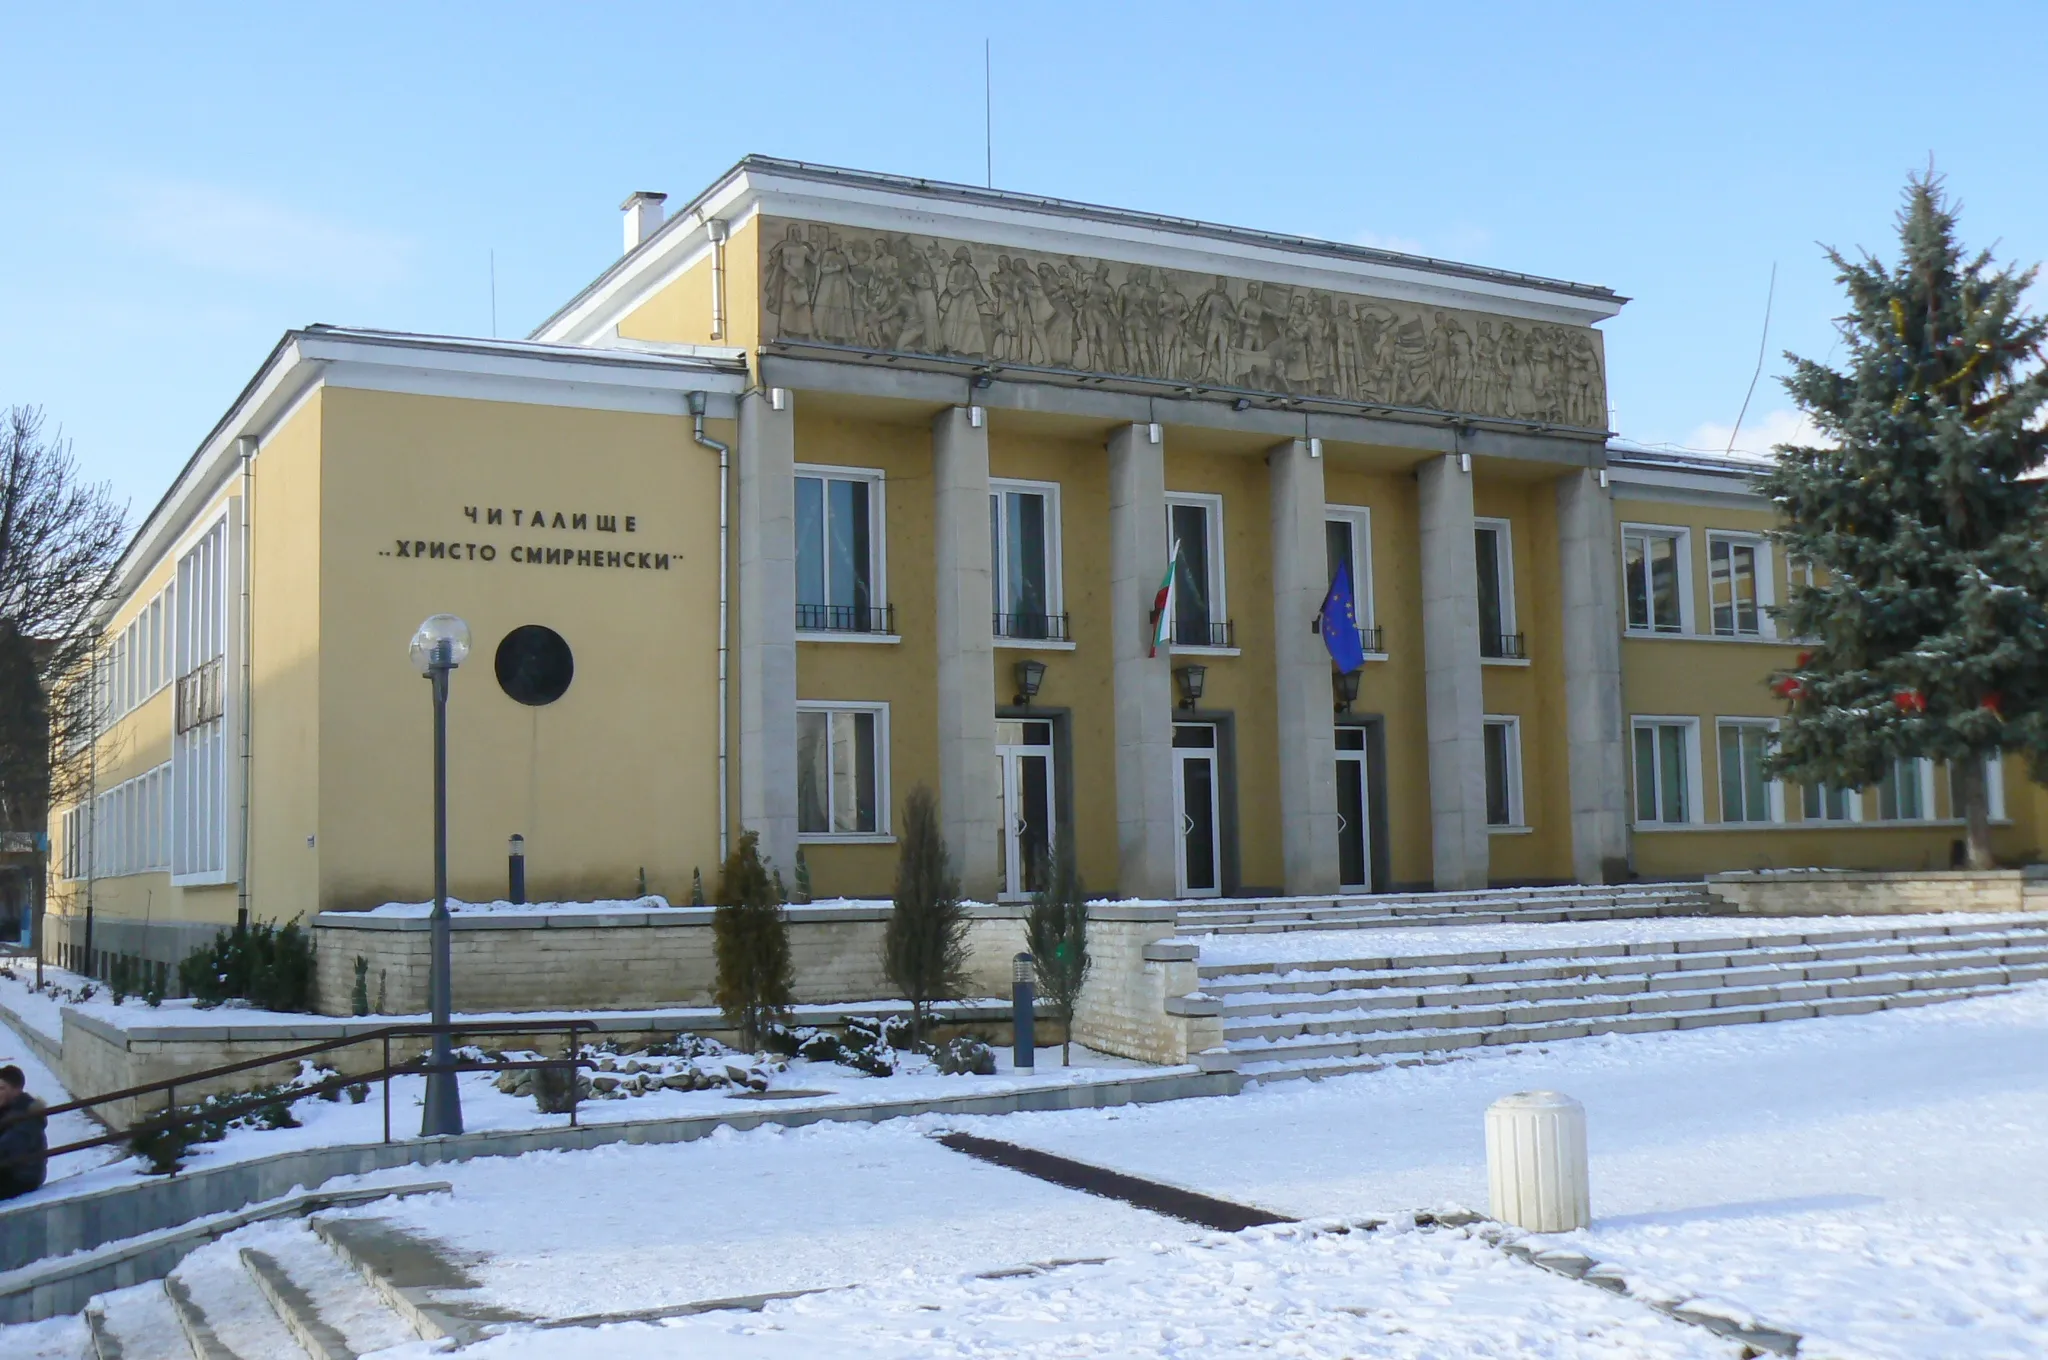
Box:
[620,191,668,254]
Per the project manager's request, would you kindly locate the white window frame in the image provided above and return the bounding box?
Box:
[1800,780,1865,824]
[1473,517,1519,663]
[990,477,1070,649]
[794,700,893,844]
[1631,715,1705,826]
[793,463,891,640]
[1706,530,1775,639]
[172,511,237,885]
[1164,491,1233,654]
[1325,504,1380,649]
[1714,718,1784,824]
[1872,756,1936,822]
[1482,714,1526,831]
[1621,522,1694,636]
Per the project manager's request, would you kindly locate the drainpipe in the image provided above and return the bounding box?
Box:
[688,393,731,862]
[706,219,728,342]
[237,436,255,926]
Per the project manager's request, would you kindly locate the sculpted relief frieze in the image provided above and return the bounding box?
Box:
[760,217,1606,428]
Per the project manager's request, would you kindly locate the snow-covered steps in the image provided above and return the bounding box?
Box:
[1174,882,1717,935]
[1210,918,2048,1082]
[73,1219,429,1360]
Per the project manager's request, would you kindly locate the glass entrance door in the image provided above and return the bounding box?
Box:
[996,719,1055,900]
[1172,723,1221,898]
[1335,726,1370,890]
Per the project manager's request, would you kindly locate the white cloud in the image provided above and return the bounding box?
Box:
[110,178,416,288]
[1683,407,1820,462]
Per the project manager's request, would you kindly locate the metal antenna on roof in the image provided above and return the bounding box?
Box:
[1726,262,1777,458]
[984,39,993,188]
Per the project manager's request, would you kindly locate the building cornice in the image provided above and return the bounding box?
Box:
[533,154,1628,346]
[109,327,748,616]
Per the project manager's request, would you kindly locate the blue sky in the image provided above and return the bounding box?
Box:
[4,2,2044,515]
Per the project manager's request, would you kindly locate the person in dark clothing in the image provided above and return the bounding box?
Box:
[0,1064,48,1199]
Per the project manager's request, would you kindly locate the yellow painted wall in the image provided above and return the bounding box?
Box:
[988,426,1117,896]
[248,391,325,923]
[615,216,763,357]
[790,407,940,896]
[312,386,729,910]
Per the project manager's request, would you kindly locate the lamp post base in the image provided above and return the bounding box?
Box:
[422,1070,465,1137]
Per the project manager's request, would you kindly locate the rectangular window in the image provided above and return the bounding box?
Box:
[1165,494,1229,647]
[1633,718,1698,824]
[1801,782,1858,822]
[1708,533,1770,637]
[1877,757,1932,821]
[1325,506,1378,650]
[795,467,885,633]
[173,517,230,879]
[1717,721,1778,823]
[1474,519,1520,658]
[990,480,1064,640]
[1947,757,2007,822]
[1623,526,1688,633]
[1483,716,1523,827]
[796,703,887,838]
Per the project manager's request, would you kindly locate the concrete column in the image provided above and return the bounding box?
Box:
[932,406,1000,900]
[737,388,799,873]
[1556,468,1631,882]
[1107,422,1179,899]
[1267,439,1341,896]
[1417,453,1490,890]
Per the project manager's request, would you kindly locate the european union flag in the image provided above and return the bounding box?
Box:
[1320,561,1366,673]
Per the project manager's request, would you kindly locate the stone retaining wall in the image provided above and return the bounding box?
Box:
[312,903,1031,1016]
[1705,868,2048,916]
[1072,905,1226,1067]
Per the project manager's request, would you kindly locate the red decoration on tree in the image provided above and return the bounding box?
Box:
[1795,650,1814,669]
[1772,675,1805,700]
[1982,692,2005,716]
[1894,689,1927,713]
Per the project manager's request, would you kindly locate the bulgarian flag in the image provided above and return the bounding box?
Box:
[1149,540,1180,657]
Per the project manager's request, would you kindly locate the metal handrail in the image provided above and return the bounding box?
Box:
[0,1017,604,1165]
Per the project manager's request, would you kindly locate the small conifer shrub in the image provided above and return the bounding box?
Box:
[1027,839,1092,1064]
[882,786,968,1044]
[712,831,795,1051]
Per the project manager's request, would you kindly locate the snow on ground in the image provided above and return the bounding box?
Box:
[421,1218,1734,1359]
[337,1118,1208,1319]
[953,982,2048,1357]
[0,991,1156,1202]
[1189,910,2040,967]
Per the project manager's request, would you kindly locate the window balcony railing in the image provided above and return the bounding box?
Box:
[796,602,895,635]
[1172,619,1236,649]
[993,611,1071,643]
[1361,625,1384,655]
[1482,632,1527,660]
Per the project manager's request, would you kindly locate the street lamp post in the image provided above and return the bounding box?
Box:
[409,613,471,1137]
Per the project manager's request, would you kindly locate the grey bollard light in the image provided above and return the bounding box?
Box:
[1012,952,1035,1069]
[1485,1090,1591,1232]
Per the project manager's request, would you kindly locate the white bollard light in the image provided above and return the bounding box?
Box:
[1485,1090,1591,1232]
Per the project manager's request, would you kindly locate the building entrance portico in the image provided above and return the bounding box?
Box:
[995,719,1055,900]
[1335,726,1371,891]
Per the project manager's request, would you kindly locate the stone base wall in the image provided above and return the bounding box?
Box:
[311,904,1030,1017]
[1706,868,2048,917]
[1072,906,1224,1067]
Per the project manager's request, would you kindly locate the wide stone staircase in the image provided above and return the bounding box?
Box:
[1174,881,1716,936]
[78,1210,483,1360]
[1187,902,2048,1083]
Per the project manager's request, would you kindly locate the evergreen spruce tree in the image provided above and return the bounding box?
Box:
[690,867,705,907]
[1026,839,1091,1065]
[882,785,968,1043]
[712,831,794,1050]
[794,847,813,904]
[1762,174,2048,869]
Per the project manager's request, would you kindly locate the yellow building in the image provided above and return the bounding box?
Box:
[44,157,2039,981]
